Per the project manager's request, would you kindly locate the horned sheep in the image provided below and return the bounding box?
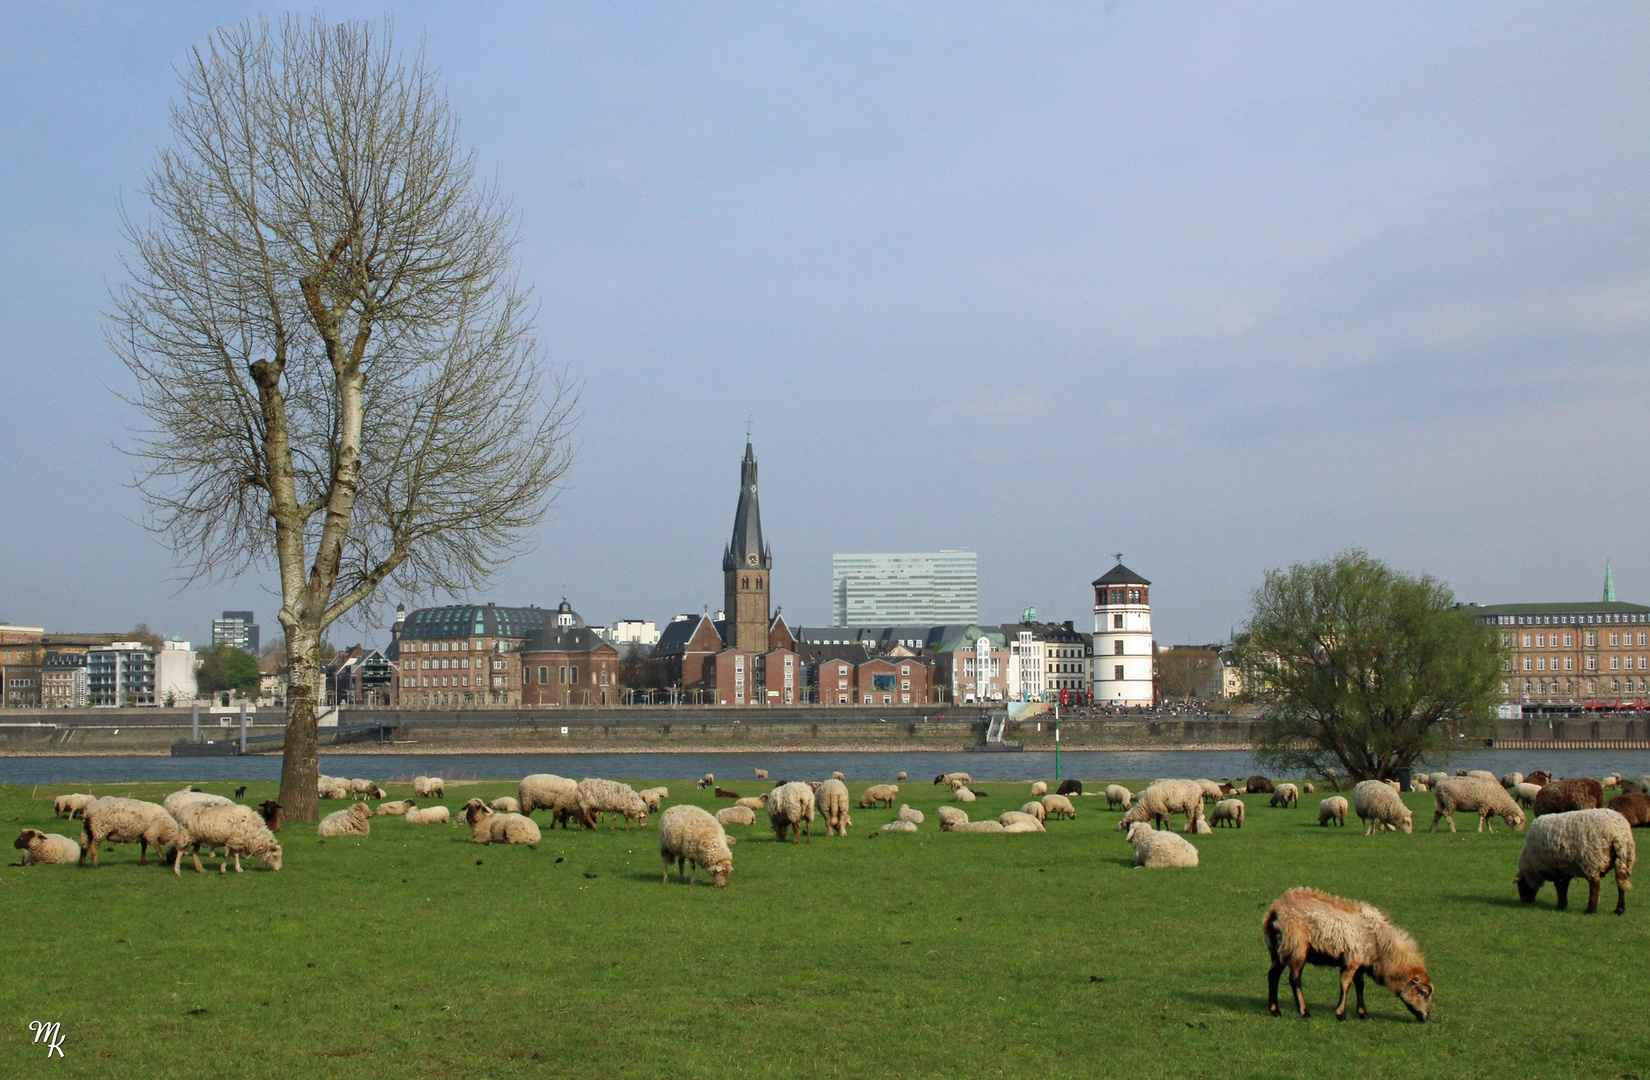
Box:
[1105,784,1132,810]
[461,799,541,847]
[173,804,283,875]
[1318,796,1349,827]
[317,802,372,837]
[53,793,95,819]
[1429,777,1526,833]
[1516,808,1636,914]
[659,805,733,887]
[14,829,80,865]
[80,797,180,867]
[767,782,815,844]
[1126,821,1199,868]
[404,805,450,824]
[1352,780,1413,835]
[859,784,899,809]
[1263,887,1432,1021]
[1211,799,1246,828]
[816,779,853,836]
[1118,780,1203,832]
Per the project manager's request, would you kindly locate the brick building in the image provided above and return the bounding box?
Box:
[1468,573,1650,705]
[520,599,622,706]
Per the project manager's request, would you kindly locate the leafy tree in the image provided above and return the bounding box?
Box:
[1242,550,1504,783]
[1156,646,1220,700]
[197,643,262,698]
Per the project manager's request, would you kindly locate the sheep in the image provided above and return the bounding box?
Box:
[1534,778,1605,817]
[1302,782,1316,794]
[831,771,846,781]
[1246,775,1274,794]
[163,788,234,819]
[816,779,853,836]
[1263,887,1432,1021]
[1352,780,1413,835]
[936,806,1006,833]
[999,810,1045,830]
[79,797,179,868]
[256,800,282,832]
[404,805,450,824]
[1602,773,1622,790]
[1511,782,1542,807]
[1019,800,1047,822]
[1383,779,1401,792]
[896,771,908,781]
[1126,821,1199,868]
[317,777,350,800]
[1270,783,1299,809]
[1030,781,1049,798]
[487,796,520,814]
[897,804,925,825]
[1525,770,1552,787]
[1003,818,1046,834]
[1197,779,1224,802]
[659,804,733,887]
[1056,779,1083,797]
[53,793,94,819]
[934,772,972,787]
[881,820,919,833]
[412,776,445,798]
[518,774,578,818]
[347,779,385,801]
[735,795,768,811]
[1193,816,1213,834]
[1429,777,1526,834]
[1607,792,1650,828]
[952,786,978,804]
[767,782,816,844]
[859,784,900,809]
[639,787,670,814]
[1409,776,1428,792]
[1501,772,1524,789]
[317,802,372,837]
[14,829,80,865]
[1466,769,1497,783]
[1212,799,1246,828]
[1621,779,1649,795]
[376,800,417,816]
[1318,796,1349,827]
[1118,780,1203,833]
[1042,794,1077,820]
[461,798,541,847]
[698,773,716,789]
[173,804,283,875]
[1105,784,1132,810]
[753,768,769,780]
[1427,772,1448,788]
[714,787,741,800]
[576,778,649,831]
[1516,808,1636,914]
[716,805,757,827]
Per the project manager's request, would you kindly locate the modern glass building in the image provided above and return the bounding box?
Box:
[830,551,978,626]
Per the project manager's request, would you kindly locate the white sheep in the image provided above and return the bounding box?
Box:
[816,778,853,836]
[754,768,769,780]
[163,789,234,819]
[1410,776,1428,792]
[404,806,449,824]
[1042,793,1077,820]
[1515,808,1636,914]
[1318,796,1349,826]
[518,773,579,824]
[1126,821,1199,868]
[1500,772,1524,789]
[859,784,900,809]
[881,820,919,833]
[413,776,445,798]
[489,796,521,814]
[896,771,908,781]
[575,778,649,831]
[317,802,372,837]
[935,772,972,788]
[79,797,179,867]
[1118,780,1204,833]
[173,803,282,875]
[831,770,846,781]
[1030,781,1049,798]
[952,785,977,804]
[1019,800,1047,823]
[638,787,670,814]
[1211,799,1246,828]
[14,828,80,865]
[1352,780,1413,835]
[53,793,94,819]
[1429,777,1526,834]
[1105,784,1132,810]
[897,804,925,825]
[998,810,1045,830]
[659,804,733,887]
[1003,818,1046,834]
[1302,782,1316,794]
[376,800,418,816]
[1197,779,1224,802]
[347,779,386,801]
[767,782,815,844]
[461,799,541,846]
[1428,772,1448,788]
[734,795,768,811]
[317,776,350,800]
[716,805,756,827]
[936,806,1006,833]
[1270,783,1299,809]
[1466,770,1498,783]
[1512,782,1542,807]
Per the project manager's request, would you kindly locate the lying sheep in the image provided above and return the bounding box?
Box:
[347,779,386,801]
[490,796,521,814]
[881,820,919,833]
[377,800,417,816]
[1352,780,1413,835]
[767,782,815,844]
[462,799,541,847]
[1126,821,1199,868]
[659,804,733,887]
[413,776,445,798]
[897,804,925,825]
[713,787,741,800]
[174,804,283,875]
[80,797,179,868]
[576,778,649,831]
[1003,818,1045,834]
[1211,799,1246,828]
[1318,796,1349,827]
[317,802,372,837]
[717,805,757,827]
[1019,800,1047,823]
[53,793,94,819]
[1030,781,1049,798]
[404,805,449,824]
[1264,887,1432,1021]
[1512,782,1542,807]
[817,779,853,836]
[1410,777,1428,792]
[953,786,978,804]
[518,774,578,821]
[1118,780,1203,832]
[1105,784,1132,810]
[1516,808,1636,914]
[1607,792,1650,828]
[14,828,80,865]
[1430,777,1525,834]
[936,806,1006,833]
[859,784,899,809]
[1534,778,1605,817]
[735,795,768,811]
[934,772,972,787]
[317,777,350,800]
[1271,784,1299,809]
[1042,794,1077,820]
[998,810,1045,830]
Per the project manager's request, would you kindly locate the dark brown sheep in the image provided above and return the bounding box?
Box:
[713,787,740,800]
[1608,792,1650,828]
[256,800,282,832]
[1534,778,1605,817]
[1246,775,1275,794]
[1526,770,1553,787]
[1056,779,1083,797]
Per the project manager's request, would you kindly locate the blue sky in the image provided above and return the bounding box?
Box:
[2,3,1648,646]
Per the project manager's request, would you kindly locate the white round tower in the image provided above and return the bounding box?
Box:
[1091,561,1154,706]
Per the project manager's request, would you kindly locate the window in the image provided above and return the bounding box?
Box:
[1113,664,1124,681]
[1537,658,1546,671]
[1127,589,1141,603]
[1612,657,1621,670]
[1564,633,1574,646]
[873,674,896,691]
[1587,657,1598,671]
[1113,614,1124,629]
[1536,634,1545,647]
[838,680,848,690]
[559,666,567,684]
[1586,632,1598,647]
[1611,633,1620,647]
[538,666,548,684]
[1114,641,1124,655]
[901,666,910,675]
[1522,634,1532,647]
[1522,658,1532,671]
[1565,658,1574,670]
[571,666,579,683]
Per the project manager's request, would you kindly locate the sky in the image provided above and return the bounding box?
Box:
[2,3,1649,648]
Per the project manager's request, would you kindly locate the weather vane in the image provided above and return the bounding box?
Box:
[1113,552,1123,565]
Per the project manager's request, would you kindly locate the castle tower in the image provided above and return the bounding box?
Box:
[722,438,773,655]
[1091,561,1154,706]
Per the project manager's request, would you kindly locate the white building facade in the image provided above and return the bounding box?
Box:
[1090,563,1155,706]
[156,639,199,705]
[1007,630,1045,702]
[831,551,979,625]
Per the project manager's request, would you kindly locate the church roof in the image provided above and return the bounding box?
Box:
[723,440,773,573]
[521,624,613,655]
[1092,563,1150,587]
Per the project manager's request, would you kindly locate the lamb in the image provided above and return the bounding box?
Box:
[1126,821,1199,868]
[859,784,899,809]
[575,778,650,831]
[490,796,522,814]
[816,779,853,836]
[1429,777,1526,834]
[998,810,1045,830]
[1056,779,1083,796]
[347,779,386,800]
[413,776,445,798]
[317,802,372,837]
[716,805,757,827]
[79,797,180,867]
[1041,794,1077,820]
[53,793,94,819]
[1500,772,1524,789]
[659,804,733,886]
[1246,775,1275,794]
[1607,792,1650,828]
[936,806,1006,833]
[256,800,282,832]
[1270,783,1299,809]
[1212,799,1246,828]
[880,820,919,833]
[1030,781,1049,798]
[518,774,578,818]
[1019,800,1047,822]
[1192,816,1213,834]
[767,782,816,844]
[14,829,80,865]
[404,805,450,824]
[1105,784,1132,810]
[897,804,925,825]
[1197,779,1224,802]
[1534,778,1606,817]
[376,800,417,816]
[1263,887,1432,1021]
[461,798,542,847]
[1466,770,1497,783]
[952,786,977,804]
[1118,780,1203,832]
[1318,796,1349,827]
[163,788,233,819]
[934,772,972,787]
[173,803,283,875]
[714,787,741,800]
[1352,780,1413,835]
[753,768,769,780]
[735,795,768,811]
[1516,808,1636,914]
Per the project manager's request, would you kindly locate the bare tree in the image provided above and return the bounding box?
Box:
[109,16,576,821]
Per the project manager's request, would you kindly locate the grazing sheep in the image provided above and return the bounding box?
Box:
[1607,792,1650,827]
[1512,782,1542,807]
[1516,808,1636,914]
[1105,784,1132,810]
[1318,796,1349,827]
[816,779,853,836]
[1270,784,1299,809]
[754,768,769,780]
[1019,800,1047,823]
[1302,782,1316,794]
[936,806,1007,833]
[461,799,541,847]
[1603,773,1622,790]
[1197,779,1224,802]
[413,776,445,798]
[1246,775,1275,794]
[1466,770,1497,783]
[1212,799,1246,828]
[1501,772,1524,789]
[256,800,282,832]
[1118,780,1203,832]
[404,805,450,824]
[859,784,899,809]
[934,772,972,787]
[377,800,417,816]
[53,793,94,819]
[1042,794,1077,820]
[831,771,846,781]
[953,786,978,804]
[490,796,521,814]
[317,802,372,837]
[1263,888,1433,1021]
[1030,781,1049,798]
[999,810,1045,830]
[1056,779,1083,797]
[14,829,80,866]
[714,787,740,800]
[1534,778,1606,817]
[518,774,578,819]
[347,779,385,801]
[576,778,649,831]
[639,787,670,814]
[896,772,908,781]
[163,788,234,819]
[735,795,768,811]
[716,805,757,827]
[1126,822,1199,868]
[1429,777,1526,834]
[897,804,925,825]
[659,804,733,887]
[1352,781,1413,835]
[79,797,179,868]
[174,804,283,875]
[767,782,816,844]
[881,820,919,833]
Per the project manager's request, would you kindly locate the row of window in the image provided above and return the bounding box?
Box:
[1515,655,1650,672]
[403,639,487,653]
[1508,679,1649,695]
[1496,612,1648,626]
[1509,631,1649,648]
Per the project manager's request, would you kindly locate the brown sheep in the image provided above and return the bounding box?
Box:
[1246,775,1275,794]
[1264,888,1433,1022]
[714,787,740,800]
[1534,778,1605,817]
[1526,770,1553,787]
[1608,792,1650,828]
[256,800,282,832]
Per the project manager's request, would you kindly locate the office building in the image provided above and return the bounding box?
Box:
[212,611,260,655]
[830,551,978,625]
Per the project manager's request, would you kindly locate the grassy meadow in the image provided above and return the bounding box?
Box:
[2,774,1646,1080]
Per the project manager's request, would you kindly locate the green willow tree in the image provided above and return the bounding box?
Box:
[1243,550,1504,783]
[110,16,576,821]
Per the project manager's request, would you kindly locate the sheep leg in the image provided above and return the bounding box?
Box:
[191,847,205,874]
[1267,960,1284,1016]
[1584,876,1601,915]
[1553,876,1571,911]
[232,852,243,873]
[1615,873,1629,915]
[1353,970,1367,1018]
[1334,966,1355,1020]
[1289,959,1309,1018]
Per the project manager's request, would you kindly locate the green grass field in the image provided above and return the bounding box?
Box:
[2,776,1646,1080]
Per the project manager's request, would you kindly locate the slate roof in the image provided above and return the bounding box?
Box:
[1092,563,1150,587]
[1466,601,1650,619]
[521,625,614,655]
[723,440,773,573]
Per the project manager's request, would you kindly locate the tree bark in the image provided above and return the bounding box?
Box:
[278,628,323,821]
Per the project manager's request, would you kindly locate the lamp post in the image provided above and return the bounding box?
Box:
[1054,703,1061,782]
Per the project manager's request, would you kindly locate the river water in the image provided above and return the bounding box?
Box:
[3,748,1648,786]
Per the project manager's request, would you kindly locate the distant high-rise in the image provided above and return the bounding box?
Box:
[212,610,260,655]
[831,551,978,626]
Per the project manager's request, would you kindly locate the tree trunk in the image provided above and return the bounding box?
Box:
[278,630,323,822]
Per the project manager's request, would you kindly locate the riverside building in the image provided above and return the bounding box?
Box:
[830,551,979,625]
[1467,569,1650,706]
[1090,562,1155,707]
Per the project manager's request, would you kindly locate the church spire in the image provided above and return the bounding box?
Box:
[1604,562,1617,603]
[723,439,771,573]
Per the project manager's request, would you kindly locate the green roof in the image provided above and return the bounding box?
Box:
[1466,601,1650,618]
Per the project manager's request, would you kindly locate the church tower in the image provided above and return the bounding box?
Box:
[723,438,773,655]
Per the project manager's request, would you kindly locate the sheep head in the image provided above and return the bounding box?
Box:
[263,844,283,872]
[1392,972,1432,1022]
[14,829,39,849]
